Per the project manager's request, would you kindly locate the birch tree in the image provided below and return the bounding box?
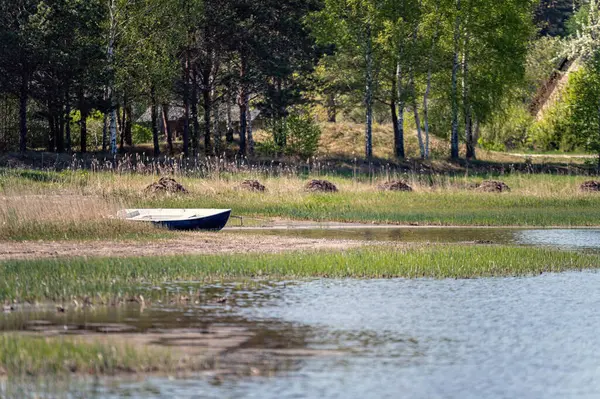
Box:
[310,0,384,159]
[379,0,418,159]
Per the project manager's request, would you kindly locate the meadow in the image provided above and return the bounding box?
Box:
[1,166,600,242]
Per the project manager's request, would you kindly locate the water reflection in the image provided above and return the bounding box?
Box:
[4,227,600,398]
[234,226,600,250]
[5,272,600,398]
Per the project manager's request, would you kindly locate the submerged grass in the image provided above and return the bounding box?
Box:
[0,334,176,376]
[2,246,600,303]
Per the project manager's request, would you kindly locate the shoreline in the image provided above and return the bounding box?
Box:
[0,232,369,261]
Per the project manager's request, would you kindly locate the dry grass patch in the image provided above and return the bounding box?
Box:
[0,194,161,241]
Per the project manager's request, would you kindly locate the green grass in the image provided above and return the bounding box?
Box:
[3,170,600,243]
[0,334,175,376]
[140,190,600,227]
[0,219,174,241]
[2,246,600,303]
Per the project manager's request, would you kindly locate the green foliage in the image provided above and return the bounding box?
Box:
[285,113,322,158]
[262,111,322,158]
[524,36,564,97]
[563,63,600,155]
[255,138,282,158]
[131,124,153,144]
[565,3,589,37]
[530,101,576,151]
[481,105,534,151]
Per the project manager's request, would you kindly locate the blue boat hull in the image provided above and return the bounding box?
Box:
[152,210,231,231]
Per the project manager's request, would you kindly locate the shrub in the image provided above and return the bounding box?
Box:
[262,111,322,158]
[132,124,152,144]
[480,104,534,151]
[285,113,322,158]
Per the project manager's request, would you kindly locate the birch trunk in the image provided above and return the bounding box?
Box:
[246,96,254,156]
[107,0,117,156]
[463,35,475,160]
[162,104,173,155]
[395,61,405,159]
[450,0,461,160]
[409,72,425,159]
[409,21,425,159]
[390,72,400,157]
[423,73,432,159]
[109,109,117,156]
[119,95,127,150]
[364,24,374,159]
[423,0,441,159]
[182,48,191,156]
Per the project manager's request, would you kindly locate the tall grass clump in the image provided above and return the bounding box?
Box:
[2,246,600,303]
[0,334,175,376]
[0,194,169,241]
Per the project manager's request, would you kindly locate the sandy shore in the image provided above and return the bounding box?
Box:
[0,232,367,260]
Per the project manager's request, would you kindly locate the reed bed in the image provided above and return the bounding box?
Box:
[2,246,599,303]
[0,192,168,241]
[0,334,176,376]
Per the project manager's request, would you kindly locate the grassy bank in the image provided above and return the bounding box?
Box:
[0,334,176,377]
[2,170,600,240]
[2,246,600,303]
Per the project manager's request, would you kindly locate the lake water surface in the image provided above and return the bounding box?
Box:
[3,229,600,398]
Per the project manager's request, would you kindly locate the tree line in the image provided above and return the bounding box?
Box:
[0,0,561,160]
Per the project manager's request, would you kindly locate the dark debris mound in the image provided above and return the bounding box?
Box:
[580,181,600,192]
[144,177,187,195]
[476,180,511,193]
[378,180,413,192]
[305,179,338,193]
[240,179,266,192]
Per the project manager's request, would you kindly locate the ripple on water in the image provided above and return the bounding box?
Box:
[4,272,600,398]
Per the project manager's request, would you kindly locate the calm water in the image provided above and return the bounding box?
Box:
[4,273,600,398]
[3,229,600,398]
[233,226,600,250]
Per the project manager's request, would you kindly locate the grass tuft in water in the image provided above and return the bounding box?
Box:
[2,246,600,303]
[0,334,175,376]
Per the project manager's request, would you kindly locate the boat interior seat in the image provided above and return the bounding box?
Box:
[127,210,140,218]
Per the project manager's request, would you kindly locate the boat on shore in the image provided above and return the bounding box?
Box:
[119,209,231,231]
